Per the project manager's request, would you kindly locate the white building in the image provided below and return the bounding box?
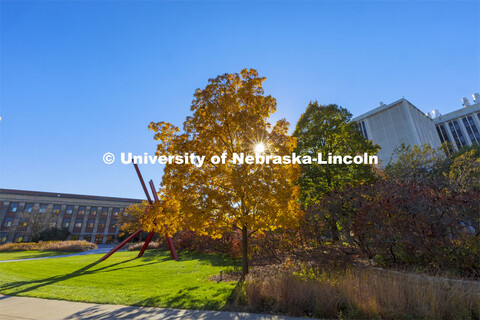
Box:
[430,94,480,149]
[353,93,480,164]
[353,98,441,164]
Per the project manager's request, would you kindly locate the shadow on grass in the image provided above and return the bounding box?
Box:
[141,249,240,269]
[0,251,74,261]
[0,257,163,297]
[135,288,223,309]
[0,250,239,304]
[60,282,256,320]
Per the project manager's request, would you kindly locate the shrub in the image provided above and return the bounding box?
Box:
[307,179,480,277]
[249,229,299,264]
[0,240,97,252]
[32,227,70,242]
[125,231,242,257]
[173,231,242,258]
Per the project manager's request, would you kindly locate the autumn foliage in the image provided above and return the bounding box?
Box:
[125,69,480,282]
[302,144,480,277]
[148,69,302,275]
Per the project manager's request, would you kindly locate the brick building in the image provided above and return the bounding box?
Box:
[0,189,141,244]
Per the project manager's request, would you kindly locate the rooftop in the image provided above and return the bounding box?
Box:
[433,100,480,124]
[0,188,143,203]
[353,98,427,121]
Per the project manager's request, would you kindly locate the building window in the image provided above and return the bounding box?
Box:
[113,208,120,216]
[17,216,28,231]
[63,218,71,228]
[82,234,92,241]
[462,116,480,144]
[39,204,47,213]
[3,217,13,227]
[448,120,467,148]
[101,208,109,216]
[98,219,106,228]
[0,234,7,243]
[90,207,98,216]
[361,121,368,140]
[87,219,95,228]
[78,206,86,215]
[95,235,103,243]
[65,205,73,215]
[53,204,61,214]
[106,235,115,244]
[75,219,83,228]
[71,234,80,240]
[357,121,369,140]
[8,203,19,212]
[15,235,23,243]
[436,124,451,144]
[24,203,34,213]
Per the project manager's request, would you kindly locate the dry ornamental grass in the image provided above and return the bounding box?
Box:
[127,241,162,251]
[0,240,97,252]
[245,267,480,319]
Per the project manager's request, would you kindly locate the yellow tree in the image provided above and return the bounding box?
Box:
[149,69,302,276]
[118,201,148,237]
[119,196,181,245]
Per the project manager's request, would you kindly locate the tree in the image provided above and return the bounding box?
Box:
[32,227,70,242]
[447,149,480,192]
[293,102,379,240]
[19,209,55,241]
[385,144,448,187]
[118,201,156,242]
[148,69,302,276]
[385,143,480,192]
[118,201,148,237]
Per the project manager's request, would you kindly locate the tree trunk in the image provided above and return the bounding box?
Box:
[241,225,249,278]
[330,219,339,242]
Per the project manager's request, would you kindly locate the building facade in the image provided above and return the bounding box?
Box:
[432,95,480,149]
[354,93,480,164]
[0,189,141,244]
[353,98,442,164]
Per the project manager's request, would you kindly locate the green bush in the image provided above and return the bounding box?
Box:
[32,227,70,242]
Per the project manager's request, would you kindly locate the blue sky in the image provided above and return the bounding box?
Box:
[1,1,479,199]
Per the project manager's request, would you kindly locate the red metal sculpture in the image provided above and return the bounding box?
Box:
[99,163,178,261]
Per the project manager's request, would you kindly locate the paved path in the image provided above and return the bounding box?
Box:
[0,245,118,263]
[0,295,313,320]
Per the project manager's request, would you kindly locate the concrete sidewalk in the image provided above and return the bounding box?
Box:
[0,295,313,320]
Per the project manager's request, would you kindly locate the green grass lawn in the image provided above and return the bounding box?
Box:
[0,251,75,261]
[0,249,239,310]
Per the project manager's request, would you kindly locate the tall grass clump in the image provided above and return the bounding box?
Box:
[245,267,480,319]
[0,240,97,252]
[127,241,162,251]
